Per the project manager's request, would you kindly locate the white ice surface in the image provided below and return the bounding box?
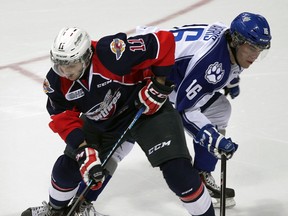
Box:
[1,0,287,215]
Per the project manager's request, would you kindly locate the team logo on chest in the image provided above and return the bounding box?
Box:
[205,62,225,84]
[85,89,121,121]
[110,38,126,60]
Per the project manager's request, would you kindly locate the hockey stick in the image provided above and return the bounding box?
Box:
[67,107,145,216]
[220,154,227,216]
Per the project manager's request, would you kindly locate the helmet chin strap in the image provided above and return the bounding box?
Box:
[77,60,92,80]
[225,30,241,68]
[229,45,241,67]
[77,65,86,80]
[76,48,93,80]
[77,63,88,80]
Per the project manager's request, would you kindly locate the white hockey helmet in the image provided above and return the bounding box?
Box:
[50,27,92,78]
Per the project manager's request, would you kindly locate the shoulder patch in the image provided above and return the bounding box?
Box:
[43,78,54,94]
[110,38,126,60]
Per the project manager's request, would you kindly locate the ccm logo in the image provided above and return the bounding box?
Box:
[148,140,171,155]
[150,87,166,98]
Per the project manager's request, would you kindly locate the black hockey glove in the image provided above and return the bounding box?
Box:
[137,77,174,115]
[75,146,104,190]
[195,124,238,159]
[224,77,240,99]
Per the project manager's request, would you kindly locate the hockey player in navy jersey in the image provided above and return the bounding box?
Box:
[136,12,272,207]
[21,27,223,216]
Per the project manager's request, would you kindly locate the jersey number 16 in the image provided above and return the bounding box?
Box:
[186,79,202,100]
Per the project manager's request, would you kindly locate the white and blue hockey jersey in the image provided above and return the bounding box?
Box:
[136,22,243,136]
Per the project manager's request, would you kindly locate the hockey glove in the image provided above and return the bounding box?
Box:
[224,77,240,99]
[195,124,238,159]
[137,77,174,115]
[75,146,104,190]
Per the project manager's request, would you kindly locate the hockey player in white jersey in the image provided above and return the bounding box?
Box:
[136,12,272,207]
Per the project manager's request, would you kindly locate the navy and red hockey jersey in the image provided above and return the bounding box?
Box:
[43,31,175,148]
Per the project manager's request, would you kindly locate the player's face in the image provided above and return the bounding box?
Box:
[58,62,84,81]
[236,42,263,68]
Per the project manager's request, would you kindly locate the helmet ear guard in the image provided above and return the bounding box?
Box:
[229,32,245,48]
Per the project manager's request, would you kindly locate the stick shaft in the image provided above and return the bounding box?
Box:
[220,154,227,216]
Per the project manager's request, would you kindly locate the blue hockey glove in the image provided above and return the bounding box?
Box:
[224,77,240,99]
[195,124,238,159]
